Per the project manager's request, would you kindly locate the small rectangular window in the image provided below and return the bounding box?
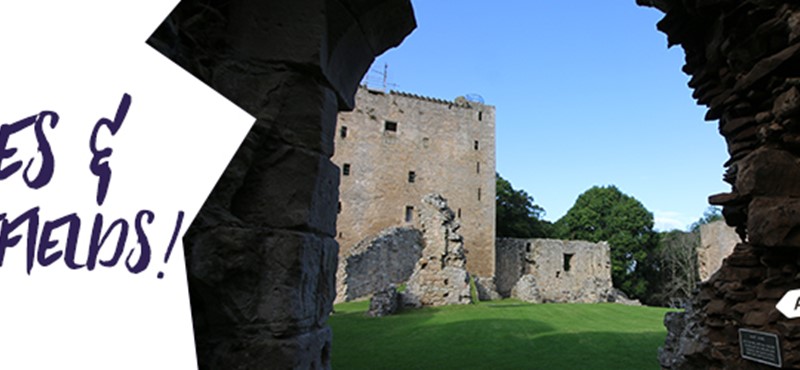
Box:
[476,162,480,174]
[457,208,461,218]
[474,140,479,150]
[385,120,398,132]
[408,171,416,183]
[340,126,348,138]
[405,206,414,222]
[564,253,574,272]
[342,163,350,176]
[478,187,481,201]
[478,111,483,121]
[337,201,342,214]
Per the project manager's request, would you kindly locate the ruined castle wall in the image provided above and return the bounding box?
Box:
[496,238,613,303]
[495,238,527,297]
[698,221,739,281]
[403,194,472,306]
[335,227,423,302]
[333,88,496,278]
[638,1,800,368]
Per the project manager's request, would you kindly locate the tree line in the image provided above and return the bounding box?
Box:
[495,173,722,307]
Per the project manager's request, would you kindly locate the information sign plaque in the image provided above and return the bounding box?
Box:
[739,328,781,368]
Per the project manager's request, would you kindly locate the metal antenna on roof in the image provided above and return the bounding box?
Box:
[360,62,397,91]
[383,63,388,92]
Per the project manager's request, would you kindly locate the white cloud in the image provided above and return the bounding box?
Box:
[654,210,690,232]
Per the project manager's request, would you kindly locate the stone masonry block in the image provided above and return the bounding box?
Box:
[748,196,800,247]
[223,0,415,109]
[736,148,800,198]
[200,326,333,370]
[210,68,339,157]
[189,226,338,337]
[225,0,327,69]
[231,146,339,236]
[323,0,380,109]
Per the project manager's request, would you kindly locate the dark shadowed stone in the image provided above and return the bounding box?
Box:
[705,300,727,316]
[366,285,400,317]
[200,326,333,370]
[231,144,340,237]
[188,227,338,335]
[747,197,800,247]
[736,148,800,199]
[148,0,416,368]
[336,227,423,302]
[208,69,341,156]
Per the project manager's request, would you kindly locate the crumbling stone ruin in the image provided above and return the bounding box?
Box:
[366,285,401,317]
[403,194,472,306]
[496,238,614,304]
[697,221,739,282]
[146,0,800,367]
[148,1,416,368]
[335,227,423,303]
[334,86,497,282]
[638,0,800,368]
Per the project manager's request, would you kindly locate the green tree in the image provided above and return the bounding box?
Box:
[555,185,658,299]
[689,206,723,232]
[495,173,553,238]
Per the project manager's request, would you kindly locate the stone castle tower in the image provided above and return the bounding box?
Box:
[332,87,496,279]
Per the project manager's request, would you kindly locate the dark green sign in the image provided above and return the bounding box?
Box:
[739,328,781,368]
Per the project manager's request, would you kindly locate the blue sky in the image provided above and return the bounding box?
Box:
[362,1,729,231]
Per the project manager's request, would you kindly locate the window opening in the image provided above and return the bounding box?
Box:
[563,253,574,272]
[478,187,481,201]
[474,140,479,150]
[342,163,350,176]
[405,206,414,222]
[457,208,461,218]
[385,120,398,132]
[340,126,347,138]
[408,171,416,183]
[476,162,480,174]
[479,111,483,121]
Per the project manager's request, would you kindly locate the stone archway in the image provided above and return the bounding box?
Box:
[149,0,415,368]
[151,0,800,368]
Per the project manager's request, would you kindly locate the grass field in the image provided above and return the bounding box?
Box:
[329,300,673,370]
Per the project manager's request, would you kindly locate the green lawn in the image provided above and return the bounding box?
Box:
[329,300,673,370]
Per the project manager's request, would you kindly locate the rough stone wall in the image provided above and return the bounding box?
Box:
[495,238,528,298]
[335,227,423,303]
[638,0,800,246]
[659,244,800,369]
[496,238,613,303]
[637,1,800,368]
[333,87,496,278]
[698,221,740,281]
[404,194,472,306]
[148,1,415,369]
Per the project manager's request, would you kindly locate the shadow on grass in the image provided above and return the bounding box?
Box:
[330,317,665,370]
[483,303,541,309]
